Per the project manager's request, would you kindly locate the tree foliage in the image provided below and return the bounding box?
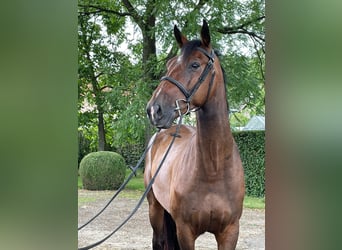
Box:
[78,0,265,152]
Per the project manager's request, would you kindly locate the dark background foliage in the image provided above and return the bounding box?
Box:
[234,130,265,197]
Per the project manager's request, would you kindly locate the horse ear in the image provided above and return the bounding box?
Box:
[174,25,188,48]
[201,19,211,47]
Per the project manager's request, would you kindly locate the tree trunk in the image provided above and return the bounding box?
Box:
[97,110,107,151]
[141,8,157,143]
[142,16,156,81]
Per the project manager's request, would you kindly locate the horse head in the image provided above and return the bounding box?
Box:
[146,20,219,129]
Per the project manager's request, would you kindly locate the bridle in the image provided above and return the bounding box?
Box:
[160,47,216,116]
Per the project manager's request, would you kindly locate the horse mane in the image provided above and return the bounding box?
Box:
[213,49,229,109]
[181,39,202,59]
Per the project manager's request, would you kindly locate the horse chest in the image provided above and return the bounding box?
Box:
[172,187,233,233]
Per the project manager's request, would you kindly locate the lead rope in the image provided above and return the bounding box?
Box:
[78,115,184,250]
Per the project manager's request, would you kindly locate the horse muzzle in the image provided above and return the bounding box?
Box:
[146,102,176,129]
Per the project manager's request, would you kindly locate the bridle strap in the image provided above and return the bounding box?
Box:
[197,47,214,60]
[160,76,191,99]
[160,47,215,104]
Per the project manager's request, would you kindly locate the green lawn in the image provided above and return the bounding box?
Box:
[78,169,265,209]
[243,196,265,209]
[124,169,145,191]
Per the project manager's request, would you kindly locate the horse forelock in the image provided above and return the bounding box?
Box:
[180,39,202,61]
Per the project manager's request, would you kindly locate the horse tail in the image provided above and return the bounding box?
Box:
[163,210,180,250]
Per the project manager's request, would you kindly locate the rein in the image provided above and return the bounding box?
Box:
[78,115,184,250]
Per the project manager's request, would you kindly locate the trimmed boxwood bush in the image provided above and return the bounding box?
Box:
[233,130,265,197]
[79,151,126,190]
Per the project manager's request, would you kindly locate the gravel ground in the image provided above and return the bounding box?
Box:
[78,190,265,250]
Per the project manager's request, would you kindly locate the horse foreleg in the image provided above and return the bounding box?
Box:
[147,190,166,249]
[175,224,195,250]
[215,220,240,250]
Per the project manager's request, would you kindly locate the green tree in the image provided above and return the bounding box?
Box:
[78,4,145,151]
[78,0,265,152]
[78,12,113,151]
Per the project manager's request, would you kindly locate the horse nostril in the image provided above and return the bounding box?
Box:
[147,102,168,127]
[156,105,163,118]
[153,104,162,119]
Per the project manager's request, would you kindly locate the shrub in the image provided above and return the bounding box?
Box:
[233,131,265,197]
[79,151,126,190]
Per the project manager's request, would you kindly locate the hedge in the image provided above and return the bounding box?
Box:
[233,130,265,197]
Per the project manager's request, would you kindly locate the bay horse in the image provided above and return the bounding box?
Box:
[144,20,245,250]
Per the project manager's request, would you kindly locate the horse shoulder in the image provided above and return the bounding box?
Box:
[146,125,196,213]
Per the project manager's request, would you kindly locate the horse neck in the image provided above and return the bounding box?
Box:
[195,78,234,175]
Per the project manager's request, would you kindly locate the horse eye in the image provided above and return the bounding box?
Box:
[191,62,200,70]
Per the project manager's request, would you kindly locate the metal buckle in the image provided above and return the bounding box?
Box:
[175,99,190,117]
